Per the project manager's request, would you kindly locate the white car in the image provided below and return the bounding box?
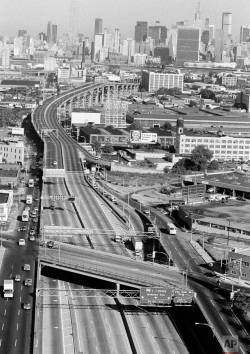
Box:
[18,239,25,246]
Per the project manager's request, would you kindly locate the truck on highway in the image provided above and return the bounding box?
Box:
[3,280,14,298]
[26,195,33,205]
[165,222,177,235]
[28,179,34,188]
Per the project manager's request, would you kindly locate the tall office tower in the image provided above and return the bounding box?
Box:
[204,18,210,29]
[81,41,86,63]
[222,12,232,37]
[94,18,103,35]
[148,23,167,46]
[113,28,120,53]
[121,38,135,63]
[209,25,215,41]
[39,32,46,42]
[194,1,202,28]
[47,21,52,43]
[69,0,81,37]
[240,25,250,43]
[2,46,10,69]
[52,24,57,44]
[176,27,200,65]
[18,30,27,37]
[94,33,104,62]
[215,29,224,62]
[134,21,148,42]
[194,1,201,22]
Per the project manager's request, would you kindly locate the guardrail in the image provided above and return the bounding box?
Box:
[39,253,163,287]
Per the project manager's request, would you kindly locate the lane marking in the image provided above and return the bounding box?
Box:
[1,323,4,331]
[4,309,6,316]
[0,338,2,347]
[18,310,20,316]
[14,339,17,347]
[16,323,19,331]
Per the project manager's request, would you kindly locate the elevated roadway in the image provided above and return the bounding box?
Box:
[38,243,184,289]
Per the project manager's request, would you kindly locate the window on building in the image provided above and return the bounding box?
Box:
[242,273,247,278]
[242,261,249,267]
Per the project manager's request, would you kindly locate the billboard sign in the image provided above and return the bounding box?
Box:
[140,287,173,306]
[130,130,157,144]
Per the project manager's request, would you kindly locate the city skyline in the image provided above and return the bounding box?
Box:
[0,0,250,39]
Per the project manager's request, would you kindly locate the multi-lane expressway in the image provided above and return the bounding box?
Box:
[30,84,198,354]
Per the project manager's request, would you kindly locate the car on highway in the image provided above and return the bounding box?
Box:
[24,279,32,287]
[23,303,31,310]
[18,239,25,246]
[18,226,27,232]
[23,264,30,271]
[14,274,21,282]
[29,229,36,236]
[53,160,57,166]
[33,218,39,223]
[47,240,55,248]
[29,235,35,241]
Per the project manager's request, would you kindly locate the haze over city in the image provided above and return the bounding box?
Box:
[1,0,250,38]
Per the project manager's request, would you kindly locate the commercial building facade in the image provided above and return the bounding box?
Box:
[0,190,13,221]
[141,71,184,92]
[0,141,24,165]
[177,133,250,161]
[176,28,200,66]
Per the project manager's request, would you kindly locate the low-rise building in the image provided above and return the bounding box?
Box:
[0,140,24,165]
[0,190,13,221]
[228,251,250,282]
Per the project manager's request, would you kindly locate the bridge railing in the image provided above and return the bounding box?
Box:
[39,251,166,287]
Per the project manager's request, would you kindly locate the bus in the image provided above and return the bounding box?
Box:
[166,222,177,235]
[22,210,29,222]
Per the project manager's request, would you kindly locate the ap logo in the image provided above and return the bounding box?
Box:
[222,336,238,354]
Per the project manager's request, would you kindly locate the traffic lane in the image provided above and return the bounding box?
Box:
[151,213,250,353]
[0,246,35,354]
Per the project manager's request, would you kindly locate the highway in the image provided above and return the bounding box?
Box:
[31,84,212,354]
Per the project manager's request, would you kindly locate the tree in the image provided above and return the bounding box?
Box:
[171,158,196,174]
[163,122,172,131]
[190,145,213,171]
[200,89,216,100]
[207,160,219,171]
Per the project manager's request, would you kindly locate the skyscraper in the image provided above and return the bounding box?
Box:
[47,21,52,43]
[222,12,232,37]
[18,30,27,37]
[69,0,81,37]
[134,21,148,42]
[148,23,167,46]
[94,18,103,35]
[52,24,57,44]
[240,25,250,43]
[176,27,200,65]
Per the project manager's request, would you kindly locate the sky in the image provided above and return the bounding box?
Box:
[0,0,250,40]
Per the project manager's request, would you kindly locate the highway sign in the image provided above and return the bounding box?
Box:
[140,287,173,306]
[49,195,75,201]
[172,289,194,305]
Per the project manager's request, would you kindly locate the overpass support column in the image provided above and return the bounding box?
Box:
[101,88,104,104]
[116,283,120,297]
[232,189,236,197]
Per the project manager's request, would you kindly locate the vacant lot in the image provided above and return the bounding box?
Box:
[188,201,250,225]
